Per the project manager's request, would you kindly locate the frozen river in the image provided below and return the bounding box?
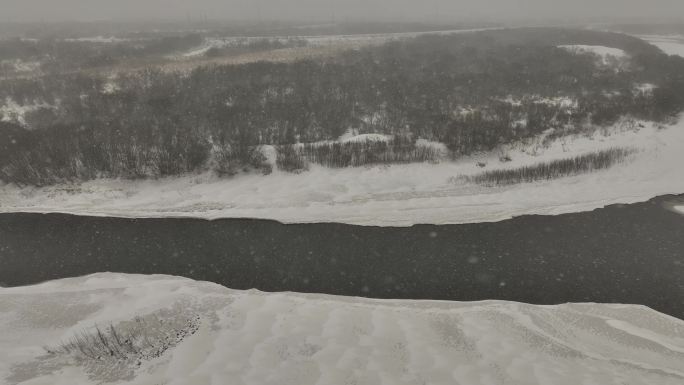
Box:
[1,194,683,319]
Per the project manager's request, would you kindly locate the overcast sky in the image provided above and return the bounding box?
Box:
[3,0,683,23]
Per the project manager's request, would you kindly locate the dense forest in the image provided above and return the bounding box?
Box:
[1,27,684,186]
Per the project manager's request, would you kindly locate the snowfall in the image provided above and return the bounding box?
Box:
[557,44,627,65]
[180,28,497,58]
[2,116,684,226]
[1,38,684,225]
[0,273,682,385]
[637,35,684,58]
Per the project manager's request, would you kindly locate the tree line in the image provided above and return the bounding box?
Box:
[1,28,684,186]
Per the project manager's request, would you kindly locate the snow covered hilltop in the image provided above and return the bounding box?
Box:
[1,273,683,385]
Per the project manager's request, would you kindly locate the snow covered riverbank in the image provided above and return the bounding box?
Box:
[1,273,683,385]
[637,35,684,57]
[1,117,684,226]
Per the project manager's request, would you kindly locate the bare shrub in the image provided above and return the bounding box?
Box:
[245,147,273,175]
[276,145,309,173]
[213,145,273,176]
[275,135,441,172]
[464,147,636,186]
[211,145,240,177]
[44,314,200,364]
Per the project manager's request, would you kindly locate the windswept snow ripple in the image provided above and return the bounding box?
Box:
[1,273,683,385]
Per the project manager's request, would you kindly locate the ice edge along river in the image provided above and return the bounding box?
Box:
[1,273,684,385]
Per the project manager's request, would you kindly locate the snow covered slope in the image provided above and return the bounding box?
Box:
[180,28,498,58]
[558,44,628,65]
[558,45,626,58]
[2,118,684,226]
[637,35,684,57]
[1,273,683,385]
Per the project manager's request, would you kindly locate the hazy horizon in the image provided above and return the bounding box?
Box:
[2,0,684,24]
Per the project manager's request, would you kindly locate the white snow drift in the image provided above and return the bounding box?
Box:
[1,273,682,385]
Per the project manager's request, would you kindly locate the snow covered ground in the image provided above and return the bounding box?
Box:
[558,44,628,65]
[0,59,41,74]
[2,117,684,226]
[1,273,682,385]
[0,98,55,127]
[63,36,133,43]
[637,35,684,57]
[180,28,497,58]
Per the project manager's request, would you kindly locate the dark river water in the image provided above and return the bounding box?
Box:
[1,195,683,319]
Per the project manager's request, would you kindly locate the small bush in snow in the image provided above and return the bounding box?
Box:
[211,145,272,177]
[44,314,200,364]
[245,147,273,175]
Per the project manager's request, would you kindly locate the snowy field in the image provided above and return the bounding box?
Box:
[637,35,684,57]
[180,27,497,57]
[1,273,682,385]
[2,117,684,226]
[165,28,499,70]
[558,44,627,65]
